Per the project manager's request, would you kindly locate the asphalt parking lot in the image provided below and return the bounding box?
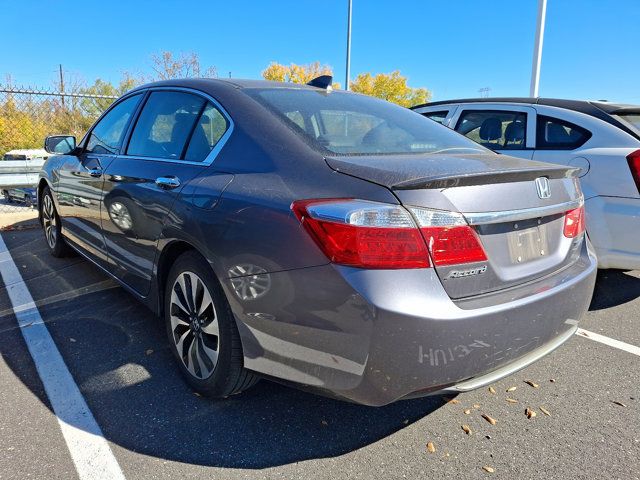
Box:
[0,226,638,480]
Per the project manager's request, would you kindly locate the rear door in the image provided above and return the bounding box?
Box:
[450,105,536,160]
[101,88,231,295]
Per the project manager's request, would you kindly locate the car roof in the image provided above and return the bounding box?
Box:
[411,97,640,140]
[130,77,327,92]
[412,96,639,111]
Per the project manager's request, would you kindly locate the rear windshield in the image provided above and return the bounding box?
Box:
[245,88,487,155]
[614,113,640,133]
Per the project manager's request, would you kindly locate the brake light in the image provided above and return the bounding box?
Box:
[292,199,489,269]
[291,199,430,269]
[627,149,640,194]
[563,205,585,238]
[409,207,488,266]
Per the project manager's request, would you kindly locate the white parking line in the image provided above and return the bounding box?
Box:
[0,234,126,480]
[577,328,640,357]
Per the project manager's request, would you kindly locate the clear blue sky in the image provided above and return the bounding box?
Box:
[3,0,639,102]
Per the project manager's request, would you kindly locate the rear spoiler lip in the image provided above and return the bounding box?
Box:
[391,166,580,190]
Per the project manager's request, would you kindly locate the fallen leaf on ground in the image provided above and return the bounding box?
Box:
[524,380,540,388]
[540,406,551,416]
[482,414,497,425]
[321,420,328,426]
[525,407,537,419]
[462,424,472,435]
[483,466,495,473]
[473,404,481,409]
[69,338,76,343]
[145,349,154,355]
[193,392,202,397]
[443,397,460,404]
[612,401,627,407]
[464,409,471,415]
[488,387,496,394]
[506,386,517,392]
[506,398,519,404]
[549,378,556,383]
[426,442,436,453]
[403,419,409,425]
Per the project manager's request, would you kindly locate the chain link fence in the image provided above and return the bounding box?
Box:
[0,86,117,215]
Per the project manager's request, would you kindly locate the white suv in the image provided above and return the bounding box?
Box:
[412,98,640,270]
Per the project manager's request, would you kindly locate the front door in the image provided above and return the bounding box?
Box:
[56,93,143,265]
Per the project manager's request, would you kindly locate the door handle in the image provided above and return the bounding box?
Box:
[88,168,103,178]
[155,176,181,190]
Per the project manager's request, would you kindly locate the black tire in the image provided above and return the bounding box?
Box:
[164,251,259,397]
[40,187,72,257]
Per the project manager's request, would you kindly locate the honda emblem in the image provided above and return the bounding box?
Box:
[535,177,551,199]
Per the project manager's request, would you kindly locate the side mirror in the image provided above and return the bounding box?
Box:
[44,135,76,155]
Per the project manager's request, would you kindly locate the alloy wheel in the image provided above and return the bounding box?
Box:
[42,194,57,249]
[169,271,220,379]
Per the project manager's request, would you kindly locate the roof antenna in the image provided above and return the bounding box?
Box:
[307,75,333,90]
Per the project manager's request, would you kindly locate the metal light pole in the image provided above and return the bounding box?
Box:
[529,0,548,97]
[345,0,352,90]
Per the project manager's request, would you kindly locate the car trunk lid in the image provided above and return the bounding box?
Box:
[326,153,584,299]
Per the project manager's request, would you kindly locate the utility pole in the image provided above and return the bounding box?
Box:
[529,0,547,97]
[59,64,65,107]
[345,0,352,90]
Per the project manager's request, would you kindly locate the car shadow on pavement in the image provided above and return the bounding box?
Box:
[0,228,444,469]
[589,269,640,311]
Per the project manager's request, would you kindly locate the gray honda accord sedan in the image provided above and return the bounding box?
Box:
[38,77,597,406]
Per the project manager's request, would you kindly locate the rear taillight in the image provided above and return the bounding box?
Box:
[627,149,640,194]
[563,205,585,238]
[409,207,488,266]
[291,199,430,269]
[292,199,488,269]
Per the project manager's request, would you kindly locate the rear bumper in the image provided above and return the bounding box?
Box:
[585,195,640,269]
[227,241,597,406]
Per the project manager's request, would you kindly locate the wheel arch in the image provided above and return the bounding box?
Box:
[36,178,52,225]
[155,240,208,318]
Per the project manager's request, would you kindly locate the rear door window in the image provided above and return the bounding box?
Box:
[127,91,206,160]
[536,115,591,150]
[455,110,527,150]
[184,102,229,162]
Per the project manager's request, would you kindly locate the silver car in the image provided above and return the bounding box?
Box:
[412,98,640,270]
[38,78,597,406]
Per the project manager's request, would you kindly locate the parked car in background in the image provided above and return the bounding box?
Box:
[2,148,50,161]
[2,187,37,207]
[412,98,640,270]
[38,78,596,406]
[0,149,50,199]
